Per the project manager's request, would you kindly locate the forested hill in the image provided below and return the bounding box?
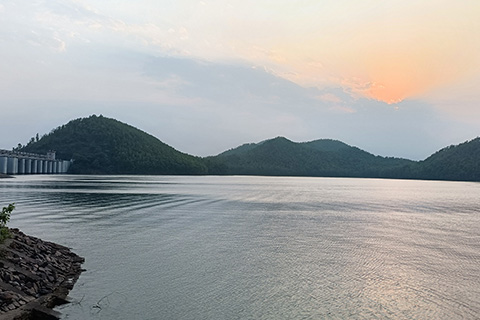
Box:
[16,115,479,181]
[207,137,414,177]
[413,137,480,181]
[20,115,207,174]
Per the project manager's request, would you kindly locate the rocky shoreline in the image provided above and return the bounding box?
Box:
[0,229,84,319]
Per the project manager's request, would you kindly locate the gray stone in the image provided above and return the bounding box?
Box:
[0,292,14,301]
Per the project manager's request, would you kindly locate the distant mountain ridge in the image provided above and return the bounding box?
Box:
[18,115,479,181]
[208,136,414,178]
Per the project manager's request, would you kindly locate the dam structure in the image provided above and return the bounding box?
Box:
[0,150,71,175]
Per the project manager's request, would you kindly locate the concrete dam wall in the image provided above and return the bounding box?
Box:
[0,150,71,175]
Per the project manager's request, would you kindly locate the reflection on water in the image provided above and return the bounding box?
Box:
[0,175,479,319]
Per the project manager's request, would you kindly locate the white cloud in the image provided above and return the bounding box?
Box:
[318,93,342,104]
[0,0,478,160]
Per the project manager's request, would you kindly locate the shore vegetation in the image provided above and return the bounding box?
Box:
[0,203,14,243]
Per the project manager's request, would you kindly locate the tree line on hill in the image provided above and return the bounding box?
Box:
[19,115,480,181]
[21,115,206,175]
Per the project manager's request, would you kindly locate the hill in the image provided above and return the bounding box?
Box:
[16,115,479,181]
[20,115,207,174]
[207,137,414,177]
[414,137,480,181]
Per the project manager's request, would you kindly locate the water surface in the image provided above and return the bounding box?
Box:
[0,175,479,319]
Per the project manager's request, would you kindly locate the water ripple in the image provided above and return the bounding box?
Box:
[0,176,479,319]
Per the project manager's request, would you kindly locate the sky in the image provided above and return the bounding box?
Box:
[1,0,479,160]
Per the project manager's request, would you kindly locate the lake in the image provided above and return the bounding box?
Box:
[1,175,479,319]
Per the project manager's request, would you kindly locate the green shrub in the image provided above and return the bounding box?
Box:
[0,203,14,243]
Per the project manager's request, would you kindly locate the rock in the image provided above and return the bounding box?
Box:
[25,288,36,297]
[0,291,15,301]
[0,229,84,319]
[39,288,51,295]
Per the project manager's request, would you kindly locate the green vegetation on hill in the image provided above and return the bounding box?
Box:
[21,115,207,174]
[415,138,480,181]
[17,115,479,181]
[207,137,414,177]
[378,137,480,181]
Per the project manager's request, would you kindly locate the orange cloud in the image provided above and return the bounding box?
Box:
[242,1,480,105]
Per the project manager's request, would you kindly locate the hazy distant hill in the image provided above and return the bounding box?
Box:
[20,115,207,174]
[208,136,414,177]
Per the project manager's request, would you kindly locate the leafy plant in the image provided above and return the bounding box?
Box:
[0,203,14,243]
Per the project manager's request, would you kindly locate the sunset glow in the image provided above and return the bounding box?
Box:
[248,1,480,105]
[0,0,479,159]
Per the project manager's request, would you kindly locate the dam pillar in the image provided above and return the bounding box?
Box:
[18,158,26,174]
[53,161,57,174]
[58,160,65,173]
[63,160,71,173]
[0,157,7,174]
[37,160,43,174]
[47,161,53,174]
[31,159,37,174]
[7,157,18,175]
[25,159,31,174]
